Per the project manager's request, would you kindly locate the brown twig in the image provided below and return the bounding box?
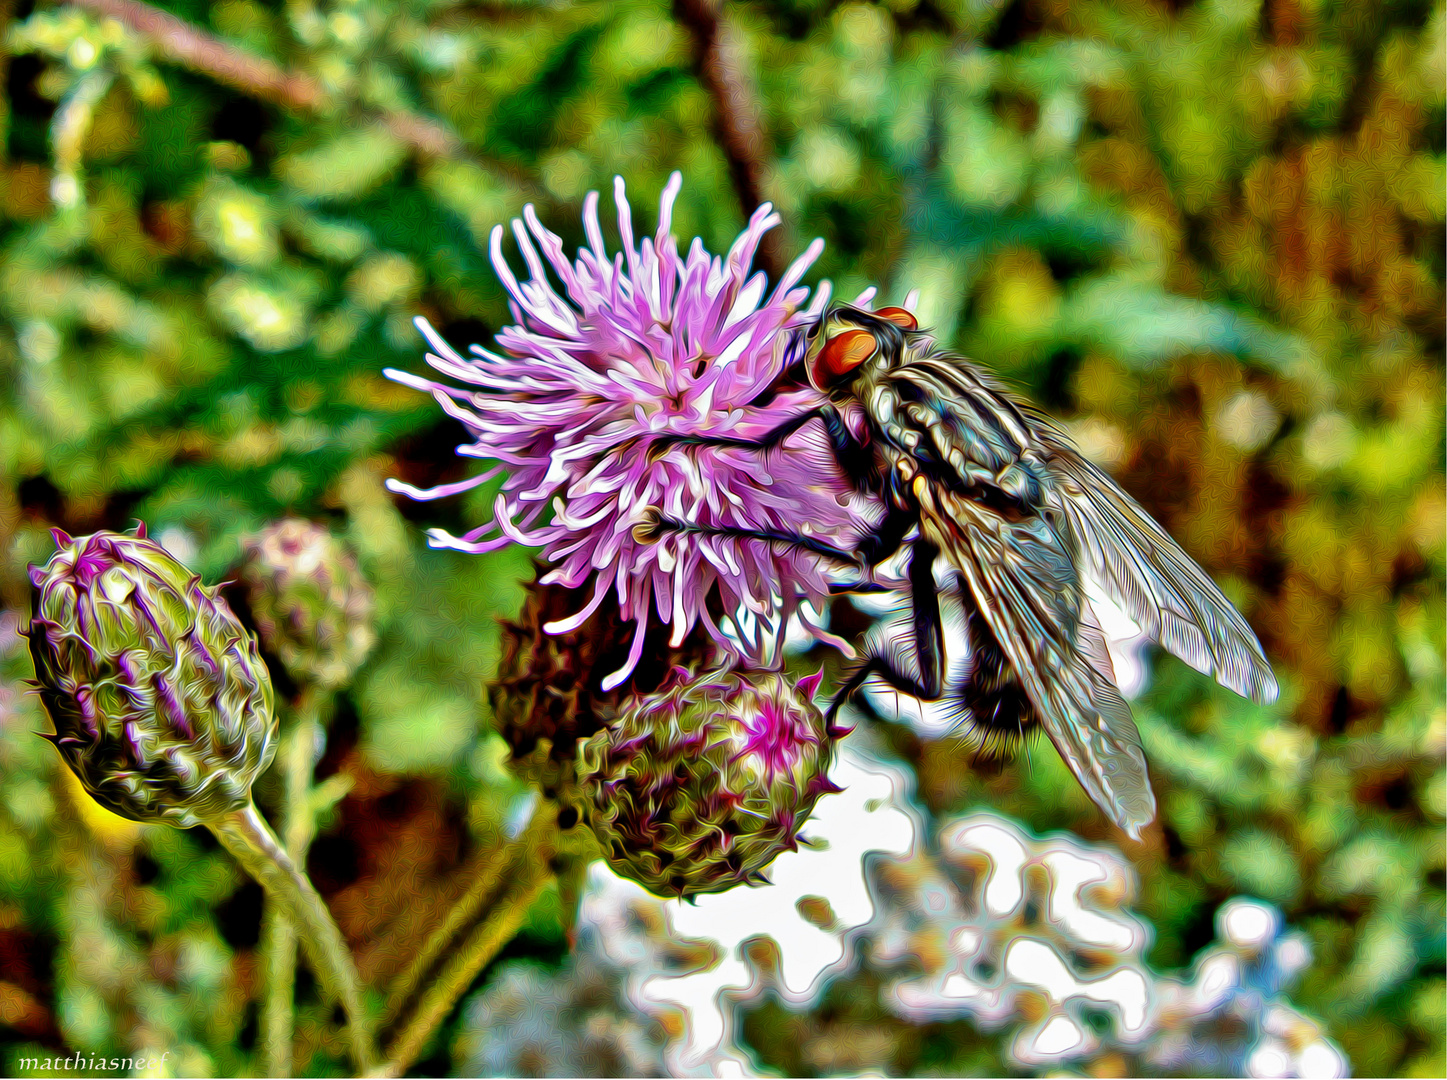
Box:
[70,0,324,110]
[66,0,514,179]
[673,0,782,277]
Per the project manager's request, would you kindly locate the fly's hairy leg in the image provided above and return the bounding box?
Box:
[825,654,944,726]
[632,513,864,567]
[650,402,881,489]
[635,507,942,724]
[635,505,916,578]
[828,581,895,595]
[909,537,945,697]
[825,534,946,725]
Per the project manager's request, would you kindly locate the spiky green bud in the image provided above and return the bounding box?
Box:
[29,527,277,828]
[577,667,840,899]
[238,518,375,690]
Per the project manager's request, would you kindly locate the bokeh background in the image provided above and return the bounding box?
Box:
[0,0,1442,1076]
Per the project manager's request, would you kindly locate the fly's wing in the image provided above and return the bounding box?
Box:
[893,355,1277,706]
[1036,429,1279,705]
[915,481,1158,839]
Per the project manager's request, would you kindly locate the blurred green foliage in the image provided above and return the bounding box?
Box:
[0,0,1442,1076]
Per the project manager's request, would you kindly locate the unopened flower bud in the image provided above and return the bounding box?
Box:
[29,527,277,828]
[490,573,714,803]
[239,519,375,690]
[577,667,840,899]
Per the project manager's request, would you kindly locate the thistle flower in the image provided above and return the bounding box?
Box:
[576,666,840,898]
[28,527,276,828]
[238,518,376,691]
[386,174,875,690]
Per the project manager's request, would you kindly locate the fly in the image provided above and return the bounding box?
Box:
[637,302,1278,839]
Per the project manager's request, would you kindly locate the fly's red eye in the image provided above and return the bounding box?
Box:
[874,306,918,330]
[812,328,877,386]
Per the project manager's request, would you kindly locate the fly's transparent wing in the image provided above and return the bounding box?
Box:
[1041,439,1279,705]
[919,483,1157,839]
[896,352,1277,706]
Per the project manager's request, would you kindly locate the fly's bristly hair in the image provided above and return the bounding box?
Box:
[856,587,1039,760]
[955,606,1040,759]
[855,593,1033,759]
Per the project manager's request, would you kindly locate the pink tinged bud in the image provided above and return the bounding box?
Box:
[576,666,841,898]
[28,527,276,828]
[237,518,376,691]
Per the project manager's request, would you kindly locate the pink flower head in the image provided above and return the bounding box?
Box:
[386,174,876,689]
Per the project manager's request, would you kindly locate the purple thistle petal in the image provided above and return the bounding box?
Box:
[387,173,884,684]
[384,469,500,501]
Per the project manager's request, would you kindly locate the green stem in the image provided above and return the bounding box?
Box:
[260,694,323,1076]
[260,897,300,1077]
[375,811,555,1077]
[379,827,515,1027]
[212,801,377,1073]
[49,68,113,217]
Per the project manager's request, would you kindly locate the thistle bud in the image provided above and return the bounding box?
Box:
[238,519,376,690]
[577,667,840,899]
[28,527,277,828]
[490,572,713,803]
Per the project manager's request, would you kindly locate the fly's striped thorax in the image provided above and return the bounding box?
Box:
[867,347,1051,515]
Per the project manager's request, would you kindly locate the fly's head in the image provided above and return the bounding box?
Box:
[795,303,920,398]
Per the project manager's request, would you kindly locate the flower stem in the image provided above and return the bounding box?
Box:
[260,693,324,1076]
[212,801,377,1073]
[375,809,556,1077]
[379,824,519,1027]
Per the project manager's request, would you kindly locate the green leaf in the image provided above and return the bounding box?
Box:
[277,124,409,201]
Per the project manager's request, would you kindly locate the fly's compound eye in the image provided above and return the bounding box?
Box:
[810,328,877,388]
[874,306,918,330]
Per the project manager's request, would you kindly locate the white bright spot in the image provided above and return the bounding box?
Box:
[1043,850,1142,952]
[1004,938,1149,1042]
[938,972,990,1004]
[1084,578,1151,699]
[949,926,981,955]
[1246,1039,1294,1078]
[947,822,1028,916]
[50,174,81,208]
[1032,1013,1086,1056]
[1004,939,1077,1003]
[1222,899,1279,953]
[1193,953,1241,1011]
[1297,1040,1349,1078]
[1216,390,1280,452]
[1088,968,1151,1033]
[156,527,199,568]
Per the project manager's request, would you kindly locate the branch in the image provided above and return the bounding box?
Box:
[70,0,323,110]
[66,0,511,177]
[673,0,782,277]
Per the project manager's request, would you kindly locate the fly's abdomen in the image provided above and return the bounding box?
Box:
[958,607,1041,753]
